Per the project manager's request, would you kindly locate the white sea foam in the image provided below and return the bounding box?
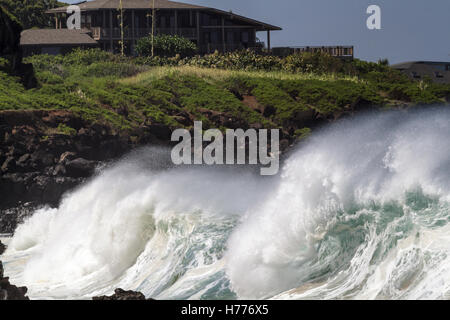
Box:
[3,108,450,300]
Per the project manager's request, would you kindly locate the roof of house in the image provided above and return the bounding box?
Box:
[391,61,450,84]
[46,0,282,31]
[392,61,450,70]
[47,0,206,11]
[20,29,98,46]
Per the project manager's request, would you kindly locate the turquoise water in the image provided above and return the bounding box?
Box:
[3,108,450,300]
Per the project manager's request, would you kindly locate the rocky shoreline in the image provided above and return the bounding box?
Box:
[0,261,29,300]
[0,109,171,233]
[0,108,298,233]
[0,240,29,300]
[92,288,154,301]
[1,239,150,300]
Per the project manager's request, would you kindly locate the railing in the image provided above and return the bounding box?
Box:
[272,46,354,59]
[90,27,197,40]
[91,27,101,39]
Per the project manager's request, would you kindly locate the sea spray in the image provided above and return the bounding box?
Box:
[226,108,450,299]
[3,148,272,299]
[3,108,450,300]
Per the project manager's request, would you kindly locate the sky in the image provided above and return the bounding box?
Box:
[66,0,450,64]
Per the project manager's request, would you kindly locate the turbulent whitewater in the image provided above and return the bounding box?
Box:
[3,108,450,300]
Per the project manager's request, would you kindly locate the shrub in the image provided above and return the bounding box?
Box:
[81,62,145,78]
[281,52,345,74]
[387,83,443,104]
[294,128,312,140]
[35,70,63,84]
[62,48,123,66]
[57,123,77,136]
[136,34,197,57]
[134,55,177,66]
[181,50,282,71]
[0,57,10,70]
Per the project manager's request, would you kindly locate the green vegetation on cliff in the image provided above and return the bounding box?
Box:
[1,49,449,140]
[0,0,63,29]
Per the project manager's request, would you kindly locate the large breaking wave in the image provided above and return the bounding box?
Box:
[3,108,450,300]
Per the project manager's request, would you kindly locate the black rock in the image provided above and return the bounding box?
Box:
[0,241,5,256]
[65,158,97,178]
[0,261,29,300]
[1,156,16,173]
[52,163,67,176]
[0,203,36,233]
[92,288,151,301]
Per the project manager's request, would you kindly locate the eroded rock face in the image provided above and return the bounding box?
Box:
[0,260,29,300]
[0,110,170,232]
[0,105,299,233]
[92,288,151,301]
[0,203,37,234]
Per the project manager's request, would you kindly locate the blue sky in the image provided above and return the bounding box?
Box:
[66,0,450,63]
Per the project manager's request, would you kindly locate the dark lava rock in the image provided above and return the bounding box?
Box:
[65,158,98,178]
[92,288,152,301]
[0,203,36,234]
[0,261,29,300]
[1,156,16,173]
[0,240,5,256]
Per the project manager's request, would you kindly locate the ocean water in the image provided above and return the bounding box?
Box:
[2,108,450,300]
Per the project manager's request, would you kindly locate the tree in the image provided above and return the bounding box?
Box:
[151,0,156,57]
[0,0,62,29]
[0,6,36,88]
[0,5,22,63]
[136,34,197,58]
[118,0,124,56]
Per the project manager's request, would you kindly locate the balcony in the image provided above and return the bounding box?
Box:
[91,27,197,41]
[272,46,355,59]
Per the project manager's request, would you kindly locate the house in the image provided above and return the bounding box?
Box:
[20,29,99,56]
[391,61,450,84]
[21,0,281,55]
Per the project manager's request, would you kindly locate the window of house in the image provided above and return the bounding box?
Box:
[242,31,249,43]
[211,31,218,44]
[97,14,102,27]
[227,31,234,43]
[435,71,444,78]
[202,14,210,26]
[180,13,189,27]
[411,71,421,79]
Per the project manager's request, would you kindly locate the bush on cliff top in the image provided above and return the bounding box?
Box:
[136,34,198,58]
[1,49,449,136]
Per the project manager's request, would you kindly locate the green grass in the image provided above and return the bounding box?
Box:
[121,65,360,85]
[56,123,77,136]
[1,49,449,140]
